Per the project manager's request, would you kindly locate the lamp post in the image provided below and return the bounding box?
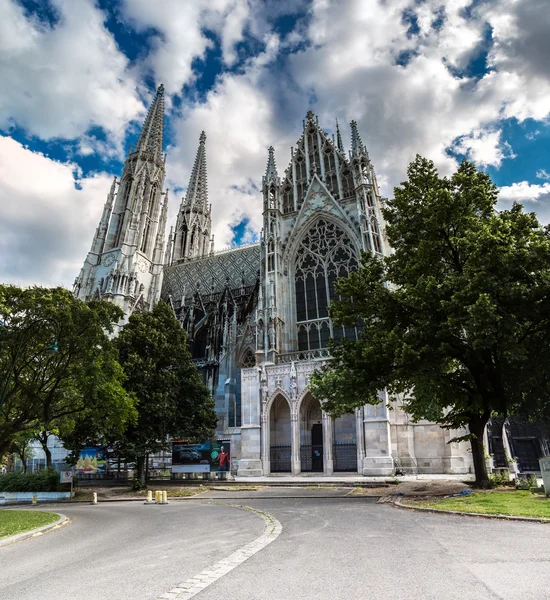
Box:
[0,318,59,411]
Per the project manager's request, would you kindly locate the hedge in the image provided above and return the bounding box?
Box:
[0,470,64,492]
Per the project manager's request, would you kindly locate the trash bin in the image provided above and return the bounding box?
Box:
[539,457,550,496]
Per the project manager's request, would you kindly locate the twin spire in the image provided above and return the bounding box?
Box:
[135,84,165,158]
[184,131,208,208]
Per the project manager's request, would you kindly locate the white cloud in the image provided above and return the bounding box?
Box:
[497,180,550,223]
[453,129,515,168]
[536,169,550,181]
[498,181,550,203]
[0,136,113,287]
[0,0,143,148]
[121,0,255,94]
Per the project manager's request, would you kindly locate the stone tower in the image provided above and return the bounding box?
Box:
[73,84,168,325]
[167,131,212,265]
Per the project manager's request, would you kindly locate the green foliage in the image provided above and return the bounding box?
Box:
[310,156,550,487]
[0,469,62,492]
[116,301,217,481]
[488,470,512,488]
[516,474,540,490]
[0,285,136,457]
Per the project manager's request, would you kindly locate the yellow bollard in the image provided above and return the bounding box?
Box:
[162,490,168,504]
[91,492,97,505]
[155,490,160,503]
[146,490,153,503]
[32,495,37,505]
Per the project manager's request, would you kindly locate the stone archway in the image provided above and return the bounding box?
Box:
[269,395,292,473]
[299,393,324,472]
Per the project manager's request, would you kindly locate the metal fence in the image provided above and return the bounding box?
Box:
[332,442,357,472]
[270,444,291,472]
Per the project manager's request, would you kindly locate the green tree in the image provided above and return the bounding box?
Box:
[0,285,136,459]
[116,301,217,484]
[310,157,550,488]
[10,430,36,473]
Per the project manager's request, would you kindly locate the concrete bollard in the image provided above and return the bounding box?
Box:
[155,490,160,503]
[32,495,38,505]
[146,490,153,503]
[91,492,98,505]
[162,491,168,504]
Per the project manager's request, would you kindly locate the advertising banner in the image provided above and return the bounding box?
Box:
[172,440,231,473]
[75,447,106,474]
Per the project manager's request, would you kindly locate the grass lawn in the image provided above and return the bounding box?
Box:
[0,510,60,539]
[406,490,550,520]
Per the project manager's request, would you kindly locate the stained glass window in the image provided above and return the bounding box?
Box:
[294,219,359,350]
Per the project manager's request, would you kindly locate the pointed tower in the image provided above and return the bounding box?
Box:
[73,84,168,326]
[349,120,385,254]
[258,146,283,363]
[336,119,344,153]
[169,131,212,264]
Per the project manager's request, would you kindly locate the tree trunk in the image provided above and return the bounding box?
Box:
[469,414,491,489]
[0,438,13,460]
[21,455,28,473]
[136,455,146,485]
[37,432,52,469]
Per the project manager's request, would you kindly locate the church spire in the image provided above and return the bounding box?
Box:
[350,120,364,156]
[185,131,208,208]
[135,84,165,158]
[336,119,344,152]
[170,131,211,264]
[264,146,278,182]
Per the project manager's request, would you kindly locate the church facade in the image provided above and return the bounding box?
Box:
[75,85,474,476]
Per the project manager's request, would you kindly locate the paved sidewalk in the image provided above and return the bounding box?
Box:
[232,474,475,484]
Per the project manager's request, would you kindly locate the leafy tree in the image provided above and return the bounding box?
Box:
[116,301,217,484]
[0,285,136,459]
[10,430,36,473]
[310,157,550,488]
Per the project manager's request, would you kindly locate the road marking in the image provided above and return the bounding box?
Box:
[157,503,282,600]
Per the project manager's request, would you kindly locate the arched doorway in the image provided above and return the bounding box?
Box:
[300,393,323,472]
[269,395,291,472]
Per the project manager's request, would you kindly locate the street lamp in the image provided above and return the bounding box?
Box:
[0,318,59,411]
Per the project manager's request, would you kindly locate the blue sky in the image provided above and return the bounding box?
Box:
[1,0,550,287]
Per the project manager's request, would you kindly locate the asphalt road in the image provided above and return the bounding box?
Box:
[1,496,549,600]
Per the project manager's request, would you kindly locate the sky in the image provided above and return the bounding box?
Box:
[1,0,550,288]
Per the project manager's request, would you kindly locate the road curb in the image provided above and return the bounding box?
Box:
[393,497,550,523]
[0,512,69,548]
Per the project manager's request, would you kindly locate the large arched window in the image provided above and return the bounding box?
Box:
[294,219,359,351]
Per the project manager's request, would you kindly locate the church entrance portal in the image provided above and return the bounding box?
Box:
[269,395,291,473]
[300,394,323,472]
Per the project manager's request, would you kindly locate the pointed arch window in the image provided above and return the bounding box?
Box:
[341,167,354,199]
[282,179,293,214]
[295,152,307,205]
[294,219,359,351]
[114,177,133,247]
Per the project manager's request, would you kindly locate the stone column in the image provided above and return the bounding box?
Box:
[261,411,270,475]
[237,368,263,477]
[291,406,301,475]
[323,412,334,475]
[355,407,365,474]
[362,392,394,476]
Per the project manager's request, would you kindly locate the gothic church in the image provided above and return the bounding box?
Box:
[75,84,474,476]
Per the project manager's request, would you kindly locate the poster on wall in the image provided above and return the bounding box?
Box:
[171,440,231,473]
[210,440,231,473]
[76,447,106,474]
[172,441,211,473]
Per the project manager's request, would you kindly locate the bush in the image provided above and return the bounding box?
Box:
[488,470,511,488]
[0,470,62,492]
